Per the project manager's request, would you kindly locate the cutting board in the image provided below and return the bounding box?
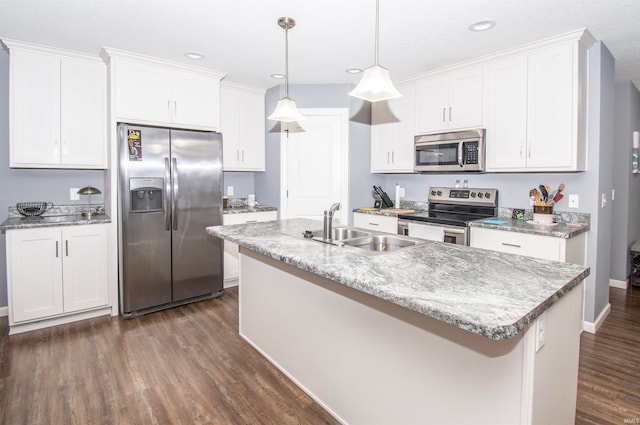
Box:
[380,208,416,214]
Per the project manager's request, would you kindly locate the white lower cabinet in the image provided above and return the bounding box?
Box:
[6,225,109,332]
[470,227,586,264]
[353,212,398,234]
[223,211,277,283]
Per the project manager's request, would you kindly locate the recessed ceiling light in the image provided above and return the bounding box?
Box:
[346,68,363,74]
[184,52,204,60]
[271,73,286,79]
[468,19,496,32]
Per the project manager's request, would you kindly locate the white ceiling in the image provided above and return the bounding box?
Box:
[1,0,639,90]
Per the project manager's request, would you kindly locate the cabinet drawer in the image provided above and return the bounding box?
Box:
[353,213,398,234]
[223,211,277,225]
[470,227,562,261]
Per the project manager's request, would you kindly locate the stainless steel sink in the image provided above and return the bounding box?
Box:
[311,227,371,241]
[341,235,422,252]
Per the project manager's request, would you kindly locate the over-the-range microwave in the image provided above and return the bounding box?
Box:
[414,128,485,172]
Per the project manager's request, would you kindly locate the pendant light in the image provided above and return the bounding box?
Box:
[268,17,304,123]
[349,0,401,102]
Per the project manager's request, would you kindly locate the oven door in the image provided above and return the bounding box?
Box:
[398,220,468,245]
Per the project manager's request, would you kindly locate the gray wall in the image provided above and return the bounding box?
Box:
[611,81,640,281]
[223,171,255,200]
[255,83,379,224]
[0,48,105,309]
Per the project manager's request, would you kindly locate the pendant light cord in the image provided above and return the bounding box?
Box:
[374,0,379,65]
[285,20,290,98]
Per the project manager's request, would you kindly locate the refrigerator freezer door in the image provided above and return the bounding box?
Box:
[170,129,224,301]
[119,124,172,313]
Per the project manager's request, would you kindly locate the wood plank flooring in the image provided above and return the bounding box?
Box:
[1,285,640,424]
[576,286,640,424]
[0,288,339,425]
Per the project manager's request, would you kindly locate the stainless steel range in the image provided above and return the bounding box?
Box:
[397,187,498,245]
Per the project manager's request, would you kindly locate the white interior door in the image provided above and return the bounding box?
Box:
[281,108,349,224]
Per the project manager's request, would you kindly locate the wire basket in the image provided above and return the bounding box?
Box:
[16,202,53,218]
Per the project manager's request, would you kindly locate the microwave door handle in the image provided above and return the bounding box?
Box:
[458,141,464,167]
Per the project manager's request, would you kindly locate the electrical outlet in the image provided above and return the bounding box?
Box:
[399,187,405,197]
[70,188,80,201]
[601,193,607,209]
[535,314,546,352]
[568,194,579,208]
[227,186,234,196]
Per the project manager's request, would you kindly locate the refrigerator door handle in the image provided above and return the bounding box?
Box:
[172,157,179,230]
[164,157,172,231]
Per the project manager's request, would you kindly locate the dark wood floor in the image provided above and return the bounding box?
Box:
[0,288,339,425]
[576,286,640,424]
[1,286,640,424]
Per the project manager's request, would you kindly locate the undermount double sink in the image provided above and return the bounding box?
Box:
[309,226,424,253]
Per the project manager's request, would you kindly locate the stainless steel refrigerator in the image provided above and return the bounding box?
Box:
[118,123,223,317]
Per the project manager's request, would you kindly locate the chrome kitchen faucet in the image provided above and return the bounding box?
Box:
[323,202,341,241]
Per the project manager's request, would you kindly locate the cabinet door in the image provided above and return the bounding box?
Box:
[448,67,483,130]
[10,49,61,166]
[415,75,449,134]
[61,58,107,168]
[370,83,415,173]
[114,59,172,123]
[7,228,63,323]
[484,56,528,170]
[62,225,109,313]
[526,44,576,169]
[171,70,221,130]
[371,97,400,172]
[221,85,265,171]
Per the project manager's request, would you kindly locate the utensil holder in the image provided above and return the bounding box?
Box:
[533,205,554,224]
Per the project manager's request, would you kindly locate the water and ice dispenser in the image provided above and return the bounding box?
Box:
[129,178,163,212]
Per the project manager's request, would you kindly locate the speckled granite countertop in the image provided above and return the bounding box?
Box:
[1,214,111,230]
[207,218,590,340]
[223,205,277,215]
[469,217,589,239]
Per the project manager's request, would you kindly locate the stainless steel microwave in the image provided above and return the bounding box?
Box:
[415,128,485,172]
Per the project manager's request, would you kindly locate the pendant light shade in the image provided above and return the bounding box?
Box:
[268,97,304,122]
[349,0,401,102]
[268,17,305,123]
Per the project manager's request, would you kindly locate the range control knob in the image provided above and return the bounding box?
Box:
[477,192,484,198]
[436,190,443,196]
[470,192,476,198]
[484,192,491,199]
[431,190,436,196]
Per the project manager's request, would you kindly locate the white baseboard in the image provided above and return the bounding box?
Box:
[583,302,611,334]
[224,278,239,289]
[610,278,627,289]
[0,306,7,317]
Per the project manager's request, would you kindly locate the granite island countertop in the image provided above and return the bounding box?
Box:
[207,218,590,340]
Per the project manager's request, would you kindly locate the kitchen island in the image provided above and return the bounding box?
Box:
[207,218,589,425]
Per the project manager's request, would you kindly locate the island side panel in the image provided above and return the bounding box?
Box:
[239,249,529,425]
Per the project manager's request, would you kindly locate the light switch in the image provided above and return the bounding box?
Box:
[227,186,234,196]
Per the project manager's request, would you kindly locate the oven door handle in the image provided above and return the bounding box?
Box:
[458,140,464,167]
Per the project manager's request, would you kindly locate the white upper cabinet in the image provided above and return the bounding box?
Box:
[484,35,590,172]
[370,82,416,173]
[415,66,483,134]
[5,41,107,169]
[221,83,266,171]
[106,48,225,131]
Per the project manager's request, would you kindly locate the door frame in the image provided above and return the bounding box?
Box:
[279,108,350,224]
